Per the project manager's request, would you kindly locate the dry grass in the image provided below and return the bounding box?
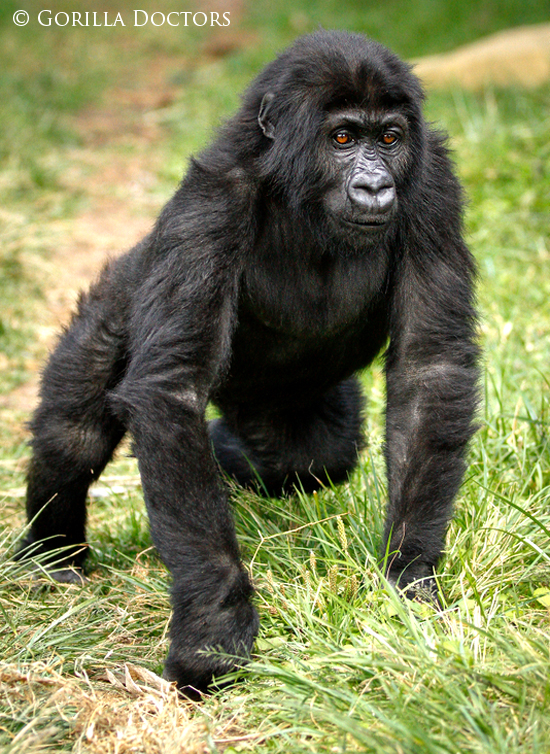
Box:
[1,662,208,754]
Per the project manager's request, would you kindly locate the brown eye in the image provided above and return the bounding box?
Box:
[382,131,398,145]
[334,131,353,145]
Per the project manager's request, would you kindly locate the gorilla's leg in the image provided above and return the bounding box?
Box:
[18,290,127,578]
[211,377,364,495]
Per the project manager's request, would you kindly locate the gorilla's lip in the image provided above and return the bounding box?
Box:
[342,217,389,229]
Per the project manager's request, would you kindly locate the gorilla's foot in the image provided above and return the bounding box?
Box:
[14,532,88,584]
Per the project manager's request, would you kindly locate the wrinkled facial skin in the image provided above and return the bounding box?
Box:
[322,108,410,238]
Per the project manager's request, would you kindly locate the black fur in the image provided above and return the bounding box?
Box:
[18,31,479,694]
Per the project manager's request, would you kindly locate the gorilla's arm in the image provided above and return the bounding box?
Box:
[382,159,479,593]
[111,184,259,694]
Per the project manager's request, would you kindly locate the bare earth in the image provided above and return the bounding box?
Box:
[3,23,550,416]
[414,23,550,89]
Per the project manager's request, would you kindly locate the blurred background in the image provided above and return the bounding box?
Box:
[1,0,549,408]
[0,0,549,411]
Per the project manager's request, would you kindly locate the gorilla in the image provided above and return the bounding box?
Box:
[18,31,479,695]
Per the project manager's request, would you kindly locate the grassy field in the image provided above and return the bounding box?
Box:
[1,1,549,752]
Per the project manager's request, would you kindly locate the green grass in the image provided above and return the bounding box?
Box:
[1,0,550,751]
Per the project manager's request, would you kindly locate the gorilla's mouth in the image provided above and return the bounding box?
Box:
[342,217,389,229]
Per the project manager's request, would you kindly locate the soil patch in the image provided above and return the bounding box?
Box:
[414,23,550,89]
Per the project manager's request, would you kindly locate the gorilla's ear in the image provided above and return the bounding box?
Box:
[258,92,276,139]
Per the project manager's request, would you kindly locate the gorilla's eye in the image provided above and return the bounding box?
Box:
[381,131,399,146]
[333,131,354,146]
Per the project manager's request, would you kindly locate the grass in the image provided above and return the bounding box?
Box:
[1,0,550,751]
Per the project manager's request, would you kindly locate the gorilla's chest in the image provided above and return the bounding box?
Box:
[241,250,390,339]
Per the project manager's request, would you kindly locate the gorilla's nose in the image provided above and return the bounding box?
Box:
[348,171,396,215]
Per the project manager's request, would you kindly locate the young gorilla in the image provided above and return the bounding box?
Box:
[19,31,479,694]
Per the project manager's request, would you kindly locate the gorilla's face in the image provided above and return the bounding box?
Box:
[321,108,410,239]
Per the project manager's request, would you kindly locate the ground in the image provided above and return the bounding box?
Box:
[1,19,549,754]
